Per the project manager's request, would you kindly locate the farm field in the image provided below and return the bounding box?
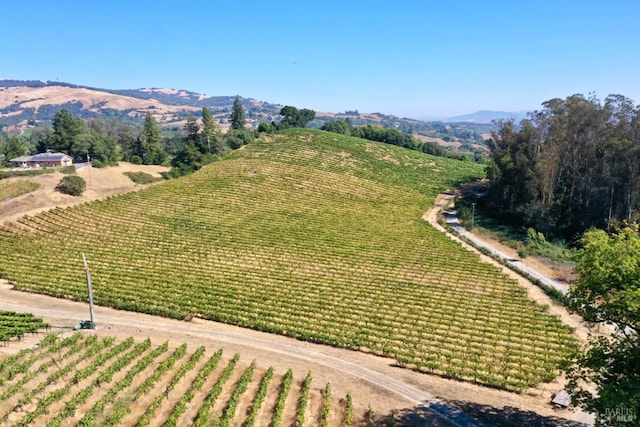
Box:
[0,310,48,343]
[0,332,361,426]
[0,129,578,392]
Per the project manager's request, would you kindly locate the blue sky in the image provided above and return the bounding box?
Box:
[3,0,639,118]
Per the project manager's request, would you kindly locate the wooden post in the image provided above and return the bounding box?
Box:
[82,253,95,329]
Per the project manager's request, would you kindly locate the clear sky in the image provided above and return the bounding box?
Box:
[3,0,639,118]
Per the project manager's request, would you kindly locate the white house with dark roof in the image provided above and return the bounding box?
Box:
[10,152,73,168]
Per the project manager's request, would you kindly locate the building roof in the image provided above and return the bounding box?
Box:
[551,389,571,408]
[10,152,72,162]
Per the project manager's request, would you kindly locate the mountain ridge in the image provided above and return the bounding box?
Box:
[0,79,494,150]
[0,79,283,129]
[416,110,530,124]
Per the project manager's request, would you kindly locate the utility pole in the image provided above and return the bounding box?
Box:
[82,253,95,329]
[87,154,92,188]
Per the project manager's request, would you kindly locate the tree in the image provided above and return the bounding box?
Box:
[201,107,224,154]
[141,112,166,165]
[170,141,205,176]
[51,109,86,156]
[321,119,352,135]
[87,133,119,167]
[183,114,200,145]
[565,225,640,425]
[230,97,246,130]
[486,94,640,239]
[278,106,316,129]
[1,136,29,165]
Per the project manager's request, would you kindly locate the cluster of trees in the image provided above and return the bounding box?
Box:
[487,94,640,240]
[320,119,473,161]
[566,225,640,424]
[1,110,160,168]
[257,106,316,133]
[161,96,255,176]
[0,96,254,176]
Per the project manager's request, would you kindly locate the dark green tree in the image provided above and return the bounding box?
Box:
[486,119,540,225]
[201,107,224,154]
[29,126,54,153]
[565,225,640,425]
[1,135,30,165]
[230,97,246,130]
[51,109,86,156]
[278,106,316,129]
[256,122,274,133]
[487,93,640,239]
[183,114,199,145]
[141,112,166,165]
[87,133,119,167]
[321,119,353,135]
[170,141,205,176]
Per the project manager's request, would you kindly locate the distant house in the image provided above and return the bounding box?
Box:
[10,152,73,168]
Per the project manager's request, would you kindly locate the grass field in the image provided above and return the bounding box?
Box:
[0,129,578,391]
[0,179,40,201]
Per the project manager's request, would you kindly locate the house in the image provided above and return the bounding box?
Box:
[10,152,73,169]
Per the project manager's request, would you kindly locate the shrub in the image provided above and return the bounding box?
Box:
[123,171,159,185]
[60,166,76,175]
[130,155,143,165]
[56,175,86,196]
[225,129,254,149]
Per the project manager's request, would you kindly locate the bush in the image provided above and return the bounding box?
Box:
[130,155,143,165]
[60,166,76,175]
[56,175,86,196]
[225,129,254,149]
[123,171,159,185]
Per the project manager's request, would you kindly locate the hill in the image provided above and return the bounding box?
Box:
[0,79,283,130]
[438,110,530,124]
[0,129,578,394]
[0,79,492,151]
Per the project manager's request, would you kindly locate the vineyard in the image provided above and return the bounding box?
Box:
[0,129,579,391]
[0,333,360,426]
[0,311,48,343]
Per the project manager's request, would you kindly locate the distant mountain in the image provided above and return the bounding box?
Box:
[438,110,530,124]
[0,79,284,129]
[0,79,491,152]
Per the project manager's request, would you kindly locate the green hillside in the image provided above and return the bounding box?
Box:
[0,129,577,391]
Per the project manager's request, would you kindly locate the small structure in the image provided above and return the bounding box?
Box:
[551,389,571,409]
[10,152,73,168]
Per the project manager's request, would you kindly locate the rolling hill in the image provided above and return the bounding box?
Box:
[0,79,493,151]
[0,129,577,393]
[0,79,282,130]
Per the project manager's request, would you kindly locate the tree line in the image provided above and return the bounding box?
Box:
[320,119,478,161]
[0,97,255,177]
[487,93,640,240]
